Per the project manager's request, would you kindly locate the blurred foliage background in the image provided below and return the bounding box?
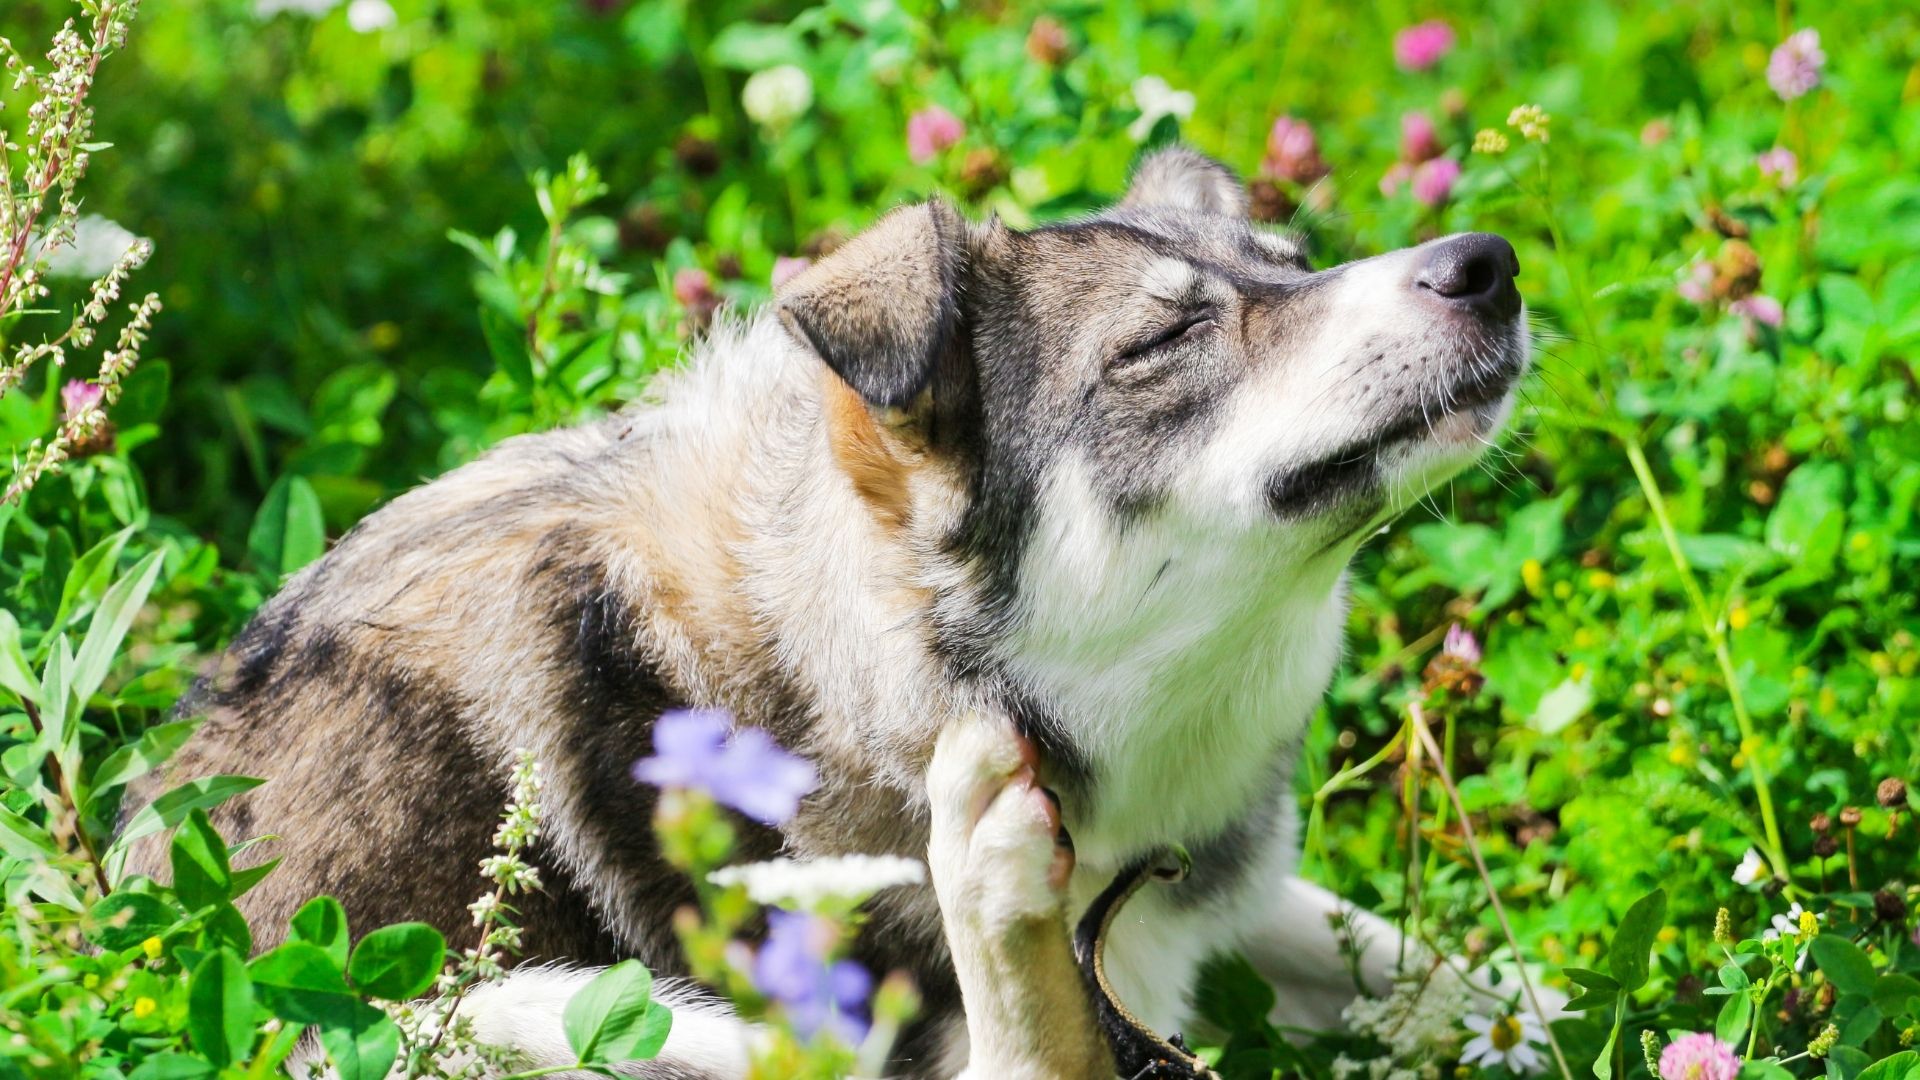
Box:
[3,0,1920,1073]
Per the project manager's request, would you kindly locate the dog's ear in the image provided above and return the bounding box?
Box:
[1120,146,1249,217]
[777,200,967,408]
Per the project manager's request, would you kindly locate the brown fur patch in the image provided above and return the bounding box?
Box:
[822,371,915,532]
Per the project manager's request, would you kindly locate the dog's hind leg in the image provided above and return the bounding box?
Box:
[926,717,1115,1080]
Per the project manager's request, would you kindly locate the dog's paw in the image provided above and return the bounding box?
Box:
[927,716,1075,932]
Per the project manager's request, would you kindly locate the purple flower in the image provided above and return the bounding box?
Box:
[1411,157,1461,206]
[752,909,872,1042]
[771,256,812,289]
[1767,29,1824,101]
[61,380,104,421]
[633,709,817,825]
[1401,111,1441,163]
[906,105,964,164]
[1730,294,1784,328]
[1263,115,1328,184]
[1394,20,1455,71]
[1443,623,1482,664]
[1658,1032,1740,1080]
[1756,147,1798,185]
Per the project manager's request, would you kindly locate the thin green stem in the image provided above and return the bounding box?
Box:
[1409,704,1574,1080]
[1621,437,1789,881]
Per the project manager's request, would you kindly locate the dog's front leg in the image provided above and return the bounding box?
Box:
[927,718,1115,1080]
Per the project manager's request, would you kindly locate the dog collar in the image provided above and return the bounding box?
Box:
[1072,846,1222,1080]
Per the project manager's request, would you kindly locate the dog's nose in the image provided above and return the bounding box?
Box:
[1413,233,1521,319]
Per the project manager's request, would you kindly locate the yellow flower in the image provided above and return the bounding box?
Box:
[1473,128,1510,155]
[1553,581,1573,600]
[1507,104,1552,143]
[1586,570,1614,590]
[1728,605,1750,631]
[1657,926,1680,944]
[141,936,163,960]
[1799,909,1819,937]
[1521,558,1545,595]
[132,996,157,1019]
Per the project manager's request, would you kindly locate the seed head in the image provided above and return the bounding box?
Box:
[1878,778,1908,809]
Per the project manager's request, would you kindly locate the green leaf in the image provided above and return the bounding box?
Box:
[478,305,534,389]
[0,609,37,703]
[318,1002,402,1080]
[1532,675,1595,736]
[1607,888,1667,993]
[108,775,265,877]
[1193,952,1278,1034]
[250,941,358,1025]
[126,1053,219,1080]
[1593,1003,1622,1080]
[186,948,255,1068]
[1716,987,1754,1045]
[1563,967,1621,1012]
[90,718,200,794]
[88,891,177,951]
[228,856,282,899]
[291,896,351,967]
[347,922,446,1001]
[1812,936,1879,996]
[170,808,233,911]
[1874,974,1920,1016]
[0,805,59,861]
[1740,1062,1796,1080]
[564,959,672,1063]
[248,475,327,580]
[49,526,134,643]
[1852,1052,1918,1080]
[71,550,165,711]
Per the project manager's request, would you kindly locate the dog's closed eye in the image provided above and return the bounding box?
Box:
[1112,307,1216,367]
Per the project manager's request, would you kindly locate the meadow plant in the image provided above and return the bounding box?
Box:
[0,0,160,503]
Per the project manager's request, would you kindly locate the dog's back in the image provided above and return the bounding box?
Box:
[127,318,954,976]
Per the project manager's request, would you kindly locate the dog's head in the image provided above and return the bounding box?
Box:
[778,146,1527,616]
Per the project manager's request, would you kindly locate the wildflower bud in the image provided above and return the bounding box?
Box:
[1641,1030,1663,1077]
[1711,240,1762,301]
[1874,889,1909,924]
[1713,907,1733,944]
[1879,778,1908,809]
[1810,812,1832,834]
[1472,128,1510,155]
[1839,806,1862,828]
[1247,178,1296,224]
[673,133,720,178]
[1025,16,1071,66]
[741,65,813,131]
[1263,116,1328,184]
[958,147,1008,197]
[1813,835,1839,858]
[906,105,965,165]
[1808,1023,1840,1059]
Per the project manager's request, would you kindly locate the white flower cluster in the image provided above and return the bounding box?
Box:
[1331,970,1471,1080]
[709,853,926,909]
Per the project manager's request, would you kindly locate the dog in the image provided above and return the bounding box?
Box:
[127,146,1530,1078]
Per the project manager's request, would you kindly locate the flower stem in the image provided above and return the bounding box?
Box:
[1620,436,1790,882]
[1408,703,1574,1080]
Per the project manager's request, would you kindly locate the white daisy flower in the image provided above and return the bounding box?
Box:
[1731,847,1768,887]
[709,853,925,909]
[1461,1012,1548,1076]
[1128,75,1196,141]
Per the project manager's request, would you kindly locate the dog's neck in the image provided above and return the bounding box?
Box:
[983,455,1354,873]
